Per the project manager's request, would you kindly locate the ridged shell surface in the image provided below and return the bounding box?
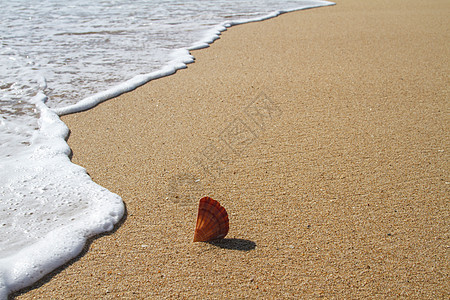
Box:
[193,197,229,242]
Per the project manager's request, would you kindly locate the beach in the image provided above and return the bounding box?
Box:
[15,0,449,298]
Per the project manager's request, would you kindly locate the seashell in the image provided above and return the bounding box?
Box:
[193,197,229,242]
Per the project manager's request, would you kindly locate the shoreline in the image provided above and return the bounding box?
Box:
[17,0,449,298]
[53,1,335,116]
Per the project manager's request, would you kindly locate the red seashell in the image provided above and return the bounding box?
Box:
[193,197,229,242]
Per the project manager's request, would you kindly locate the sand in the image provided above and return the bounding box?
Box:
[15,0,449,298]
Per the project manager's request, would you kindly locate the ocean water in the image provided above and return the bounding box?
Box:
[0,0,334,297]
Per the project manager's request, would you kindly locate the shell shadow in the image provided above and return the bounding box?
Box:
[208,238,256,251]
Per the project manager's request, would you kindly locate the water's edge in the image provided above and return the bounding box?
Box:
[53,1,334,116]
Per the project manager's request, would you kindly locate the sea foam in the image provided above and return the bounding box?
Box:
[0,93,124,298]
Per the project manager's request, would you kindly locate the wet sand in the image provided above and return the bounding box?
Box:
[16,0,449,298]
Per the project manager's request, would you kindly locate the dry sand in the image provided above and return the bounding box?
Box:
[15,0,449,298]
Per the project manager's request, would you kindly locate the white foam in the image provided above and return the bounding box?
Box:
[53,51,194,115]
[0,93,124,297]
